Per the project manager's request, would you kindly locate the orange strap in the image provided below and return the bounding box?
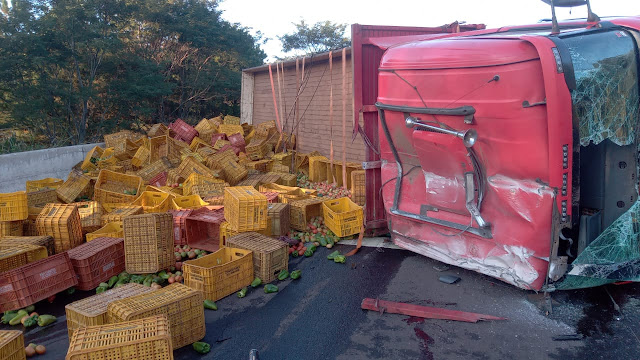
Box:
[329,51,335,183]
[341,48,347,188]
[268,64,283,132]
[345,223,365,257]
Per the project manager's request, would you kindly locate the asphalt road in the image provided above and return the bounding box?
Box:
[3,243,640,359]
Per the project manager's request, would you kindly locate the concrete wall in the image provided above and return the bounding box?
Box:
[0,143,104,193]
[246,50,365,163]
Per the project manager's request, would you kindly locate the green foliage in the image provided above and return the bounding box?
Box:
[0,0,266,150]
[279,20,350,55]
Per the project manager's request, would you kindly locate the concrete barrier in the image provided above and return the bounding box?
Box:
[0,143,104,193]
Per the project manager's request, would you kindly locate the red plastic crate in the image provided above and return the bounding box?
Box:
[149,171,168,187]
[228,133,246,152]
[0,252,78,312]
[210,133,227,147]
[67,237,125,291]
[185,208,225,252]
[260,192,279,203]
[169,119,198,144]
[168,209,194,246]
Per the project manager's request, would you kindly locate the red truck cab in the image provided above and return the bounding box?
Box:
[354,17,640,290]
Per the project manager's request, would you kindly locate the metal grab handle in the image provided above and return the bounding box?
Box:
[405,116,478,148]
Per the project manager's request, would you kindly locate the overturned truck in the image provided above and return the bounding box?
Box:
[352,14,640,290]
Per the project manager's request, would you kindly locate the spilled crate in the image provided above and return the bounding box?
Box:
[0,252,78,312]
[0,330,25,360]
[323,197,363,237]
[185,208,225,253]
[65,283,154,339]
[226,232,288,283]
[168,209,193,246]
[66,315,172,360]
[0,245,48,273]
[36,203,84,253]
[224,186,267,232]
[123,213,174,274]
[107,283,204,350]
[183,247,253,302]
[67,237,125,291]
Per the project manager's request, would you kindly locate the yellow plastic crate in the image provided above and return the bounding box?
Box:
[86,222,124,242]
[25,177,64,193]
[223,115,241,125]
[107,283,205,350]
[101,205,143,226]
[351,170,366,206]
[223,187,267,232]
[66,315,173,360]
[218,124,244,137]
[130,191,173,213]
[182,173,225,196]
[309,156,329,183]
[218,220,272,248]
[183,247,253,301]
[0,330,25,360]
[95,170,144,205]
[0,221,23,237]
[171,195,208,210]
[81,146,104,172]
[131,145,150,167]
[0,244,48,273]
[36,203,84,253]
[76,201,103,233]
[322,197,364,237]
[0,192,28,222]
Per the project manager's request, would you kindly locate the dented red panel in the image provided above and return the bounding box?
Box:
[377,37,558,290]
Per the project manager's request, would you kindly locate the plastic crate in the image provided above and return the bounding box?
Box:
[25,177,64,193]
[213,138,230,151]
[223,115,240,125]
[81,146,104,172]
[183,173,224,195]
[0,330,24,360]
[270,163,290,174]
[228,132,246,149]
[205,148,238,169]
[137,157,172,182]
[224,186,268,232]
[268,203,290,237]
[76,201,103,233]
[289,198,325,231]
[65,283,156,340]
[237,178,260,189]
[0,244,48,273]
[176,156,219,182]
[166,169,183,187]
[0,236,55,256]
[184,208,225,252]
[0,192,28,222]
[350,170,366,206]
[190,183,228,199]
[218,124,244,137]
[179,148,205,164]
[209,133,227,147]
[277,173,297,187]
[169,118,198,144]
[0,221,23,237]
[67,237,125,291]
[95,170,144,205]
[261,191,279,203]
[245,139,270,161]
[131,145,150,167]
[218,159,247,186]
[188,137,210,152]
[168,209,193,246]
[226,232,288,283]
[66,315,172,360]
[104,130,142,149]
[218,221,271,248]
[149,171,168,187]
[0,252,78,312]
[148,123,169,138]
[323,197,364,237]
[123,213,174,274]
[113,138,139,161]
[309,156,329,182]
[107,283,205,350]
[86,222,124,242]
[36,203,83,253]
[150,135,183,164]
[279,188,312,204]
[26,188,58,208]
[194,117,218,134]
[100,205,143,226]
[131,191,173,213]
[183,247,252,301]
[96,147,118,170]
[171,195,208,210]
[259,173,282,186]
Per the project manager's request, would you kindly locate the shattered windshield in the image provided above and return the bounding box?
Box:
[564,30,639,147]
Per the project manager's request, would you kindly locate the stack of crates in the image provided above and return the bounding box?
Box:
[0,191,28,238]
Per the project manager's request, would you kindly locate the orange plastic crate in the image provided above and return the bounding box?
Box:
[68,237,125,291]
[107,283,204,350]
[66,315,173,360]
[0,192,28,222]
[183,247,253,301]
[223,186,267,232]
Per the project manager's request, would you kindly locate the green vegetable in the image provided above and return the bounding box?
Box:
[237,287,248,298]
[107,276,119,288]
[118,271,129,279]
[67,287,76,295]
[151,276,164,285]
[114,279,127,288]
[96,286,107,294]
[264,284,279,294]
[334,255,346,263]
[9,310,27,326]
[2,311,17,324]
[308,245,317,253]
[290,270,301,280]
[326,236,335,246]
[277,270,289,281]
[319,236,327,246]
[25,306,35,313]
[250,277,262,288]
[158,271,169,280]
[143,278,153,287]
[37,315,56,327]
[203,300,218,310]
[193,342,211,354]
[327,251,341,260]
[23,315,38,328]
[130,275,144,284]
[291,250,299,258]
[304,249,313,257]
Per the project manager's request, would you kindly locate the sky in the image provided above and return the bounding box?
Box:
[218,0,639,61]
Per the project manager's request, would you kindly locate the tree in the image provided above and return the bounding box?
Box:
[279,20,350,55]
[0,0,266,149]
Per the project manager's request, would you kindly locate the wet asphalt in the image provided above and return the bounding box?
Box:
[3,243,640,359]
